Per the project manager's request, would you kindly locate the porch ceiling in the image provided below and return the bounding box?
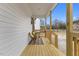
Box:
[16,3,57,17]
[0,3,56,18]
[27,3,57,17]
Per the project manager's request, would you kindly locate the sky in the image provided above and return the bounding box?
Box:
[73,3,79,20]
[46,3,79,25]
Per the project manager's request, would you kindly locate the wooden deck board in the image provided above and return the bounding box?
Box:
[45,45,51,56]
[43,45,49,56]
[21,44,65,56]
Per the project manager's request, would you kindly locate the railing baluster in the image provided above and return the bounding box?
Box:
[77,40,79,55]
[73,37,78,56]
[55,34,58,48]
[52,32,58,48]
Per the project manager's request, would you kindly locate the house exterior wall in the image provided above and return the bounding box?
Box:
[0,4,32,56]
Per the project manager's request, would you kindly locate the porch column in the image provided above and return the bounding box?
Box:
[45,17,47,37]
[66,3,73,56]
[50,11,52,43]
[31,17,35,32]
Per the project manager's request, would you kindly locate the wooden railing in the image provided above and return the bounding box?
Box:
[29,30,58,48]
[52,32,58,48]
[46,30,58,48]
[73,32,79,56]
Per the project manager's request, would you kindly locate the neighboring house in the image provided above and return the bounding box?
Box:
[73,21,79,31]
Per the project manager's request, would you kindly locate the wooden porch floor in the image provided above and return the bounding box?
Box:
[21,44,65,56]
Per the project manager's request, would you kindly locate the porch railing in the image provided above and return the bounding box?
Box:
[73,32,79,56]
[46,30,58,48]
[52,32,58,48]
